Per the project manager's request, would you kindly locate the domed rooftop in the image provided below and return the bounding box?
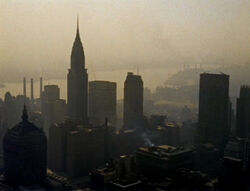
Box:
[9,105,42,132]
[3,105,47,187]
[4,105,45,145]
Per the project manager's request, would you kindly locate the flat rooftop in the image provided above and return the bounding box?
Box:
[137,145,193,159]
[201,72,229,78]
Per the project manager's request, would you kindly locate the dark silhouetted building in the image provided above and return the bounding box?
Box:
[67,18,88,125]
[123,72,143,130]
[236,85,250,138]
[195,143,220,176]
[41,85,66,137]
[136,145,194,177]
[48,120,143,178]
[43,85,60,101]
[197,73,230,151]
[48,120,104,177]
[3,105,47,188]
[219,137,250,190]
[89,81,117,126]
[91,151,213,191]
[91,155,139,190]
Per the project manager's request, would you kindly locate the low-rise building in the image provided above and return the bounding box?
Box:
[136,145,194,177]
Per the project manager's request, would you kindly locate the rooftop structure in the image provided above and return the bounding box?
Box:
[136,145,194,177]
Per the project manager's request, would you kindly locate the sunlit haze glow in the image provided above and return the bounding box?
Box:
[0,0,249,99]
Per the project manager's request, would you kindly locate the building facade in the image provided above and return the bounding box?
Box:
[67,18,88,125]
[236,86,250,138]
[89,81,117,126]
[41,85,66,137]
[197,73,230,151]
[48,120,143,177]
[123,72,143,130]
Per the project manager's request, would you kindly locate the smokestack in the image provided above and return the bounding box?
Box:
[23,77,26,97]
[40,77,43,99]
[31,78,34,102]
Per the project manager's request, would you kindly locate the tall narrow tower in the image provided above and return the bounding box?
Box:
[31,78,34,102]
[197,73,230,151]
[67,17,88,124]
[123,72,143,130]
[40,77,43,99]
[23,77,26,97]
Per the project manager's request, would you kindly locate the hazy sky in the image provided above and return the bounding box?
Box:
[0,0,249,87]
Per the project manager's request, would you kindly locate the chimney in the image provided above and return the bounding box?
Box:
[23,77,26,97]
[40,77,43,99]
[31,78,34,102]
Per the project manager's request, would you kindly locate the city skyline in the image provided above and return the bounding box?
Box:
[0,1,249,83]
[0,1,250,190]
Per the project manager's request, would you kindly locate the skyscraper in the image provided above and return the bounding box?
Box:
[41,85,66,136]
[89,81,117,126]
[236,85,250,138]
[197,73,230,151]
[123,72,143,130]
[43,85,60,101]
[67,17,88,124]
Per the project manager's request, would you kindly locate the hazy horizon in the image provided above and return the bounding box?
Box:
[0,0,249,98]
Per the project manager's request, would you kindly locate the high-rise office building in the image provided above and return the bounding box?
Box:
[67,17,88,125]
[43,85,60,101]
[48,120,105,177]
[89,81,117,126]
[236,86,250,138]
[197,73,230,151]
[48,120,143,178]
[123,72,143,130]
[41,85,66,136]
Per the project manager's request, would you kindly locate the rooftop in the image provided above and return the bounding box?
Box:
[137,145,193,159]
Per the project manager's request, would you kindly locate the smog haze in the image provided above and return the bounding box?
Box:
[0,0,249,98]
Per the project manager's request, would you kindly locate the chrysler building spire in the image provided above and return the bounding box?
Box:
[68,16,89,125]
[77,14,79,34]
[71,16,85,70]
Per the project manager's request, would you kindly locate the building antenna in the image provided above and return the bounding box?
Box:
[78,13,97,80]
[77,13,79,32]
